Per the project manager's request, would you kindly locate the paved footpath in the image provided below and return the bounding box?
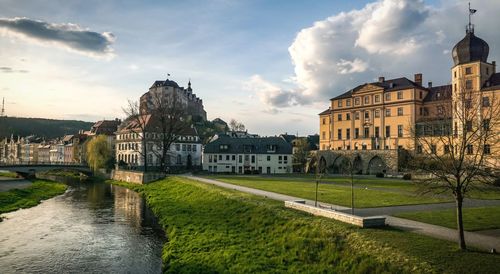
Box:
[184,175,500,252]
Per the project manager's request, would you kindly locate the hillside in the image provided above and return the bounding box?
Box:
[0,116,93,139]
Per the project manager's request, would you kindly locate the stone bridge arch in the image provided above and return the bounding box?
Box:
[316,149,399,175]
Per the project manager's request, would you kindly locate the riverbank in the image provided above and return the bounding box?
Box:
[111,176,500,273]
[0,180,67,221]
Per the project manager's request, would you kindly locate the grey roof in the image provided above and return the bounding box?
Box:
[482,73,500,91]
[423,84,452,102]
[204,134,292,154]
[331,77,422,100]
[150,79,180,89]
[452,31,489,66]
[318,108,332,115]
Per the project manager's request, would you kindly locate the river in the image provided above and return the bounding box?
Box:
[0,180,165,273]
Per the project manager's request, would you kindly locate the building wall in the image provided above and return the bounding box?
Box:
[202,153,292,174]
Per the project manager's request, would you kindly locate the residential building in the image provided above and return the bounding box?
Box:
[115,114,202,170]
[203,133,293,174]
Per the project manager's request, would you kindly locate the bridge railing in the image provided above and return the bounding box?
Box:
[0,162,88,167]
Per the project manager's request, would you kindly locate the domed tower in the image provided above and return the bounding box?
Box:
[451,6,495,96]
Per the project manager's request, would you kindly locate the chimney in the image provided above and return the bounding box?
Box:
[414,73,422,86]
[428,81,432,88]
[378,76,385,83]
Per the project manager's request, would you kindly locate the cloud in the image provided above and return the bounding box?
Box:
[254,0,500,109]
[0,67,28,73]
[244,75,309,108]
[0,17,115,57]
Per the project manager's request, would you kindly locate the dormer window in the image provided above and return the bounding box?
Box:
[219,144,229,151]
[267,145,277,152]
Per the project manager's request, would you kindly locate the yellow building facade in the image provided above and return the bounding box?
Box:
[319,26,499,167]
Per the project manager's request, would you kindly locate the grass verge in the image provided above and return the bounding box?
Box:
[0,171,18,178]
[0,180,67,220]
[205,175,449,207]
[111,176,499,273]
[395,206,500,231]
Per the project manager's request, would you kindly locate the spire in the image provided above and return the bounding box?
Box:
[187,78,192,91]
[1,97,4,117]
[466,2,477,34]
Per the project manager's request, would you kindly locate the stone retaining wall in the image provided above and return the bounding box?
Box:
[285,200,385,228]
[111,170,165,184]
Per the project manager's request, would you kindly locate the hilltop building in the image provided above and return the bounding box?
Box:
[140,79,207,121]
[318,21,499,174]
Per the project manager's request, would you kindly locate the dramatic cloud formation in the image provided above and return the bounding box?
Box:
[252,0,500,109]
[0,67,28,73]
[244,75,309,108]
[0,17,115,57]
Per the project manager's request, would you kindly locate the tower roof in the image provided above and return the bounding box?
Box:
[452,30,489,66]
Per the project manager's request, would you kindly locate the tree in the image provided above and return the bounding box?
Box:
[122,99,150,172]
[86,135,112,172]
[293,138,310,173]
[410,84,499,250]
[229,119,245,132]
[338,156,358,215]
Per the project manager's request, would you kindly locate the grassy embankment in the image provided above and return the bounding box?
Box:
[111,176,500,273]
[395,206,500,231]
[37,169,83,180]
[0,180,67,221]
[0,171,18,178]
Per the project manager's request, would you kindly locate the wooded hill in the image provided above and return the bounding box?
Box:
[0,116,93,139]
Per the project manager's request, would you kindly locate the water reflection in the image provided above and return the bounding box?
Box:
[0,182,165,273]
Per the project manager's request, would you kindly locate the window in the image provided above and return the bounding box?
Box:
[337,129,342,140]
[267,155,271,161]
[444,145,450,154]
[355,112,360,120]
[465,67,472,75]
[322,131,326,140]
[364,111,369,119]
[176,144,180,151]
[338,114,342,121]
[346,128,351,139]
[397,107,403,116]
[431,145,437,154]
[454,83,457,91]
[437,106,444,115]
[397,91,403,99]
[226,155,230,161]
[454,71,457,78]
[482,97,490,107]
[346,99,351,106]
[419,91,423,99]
[362,144,367,150]
[375,127,380,138]
[465,80,473,89]
[466,121,473,132]
[465,99,472,108]
[385,93,391,101]
[364,127,369,138]
[486,67,489,75]
[375,110,380,118]
[284,156,288,163]
[355,128,359,139]
[322,118,326,125]
[251,155,255,163]
[375,95,380,103]
[355,98,360,105]
[385,109,391,117]
[193,145,197,152]
[397,125,403,137]
[483,119,490,130]
[466,144,473,154]
[346,113,351,120]
[177,155,182,164]
[218,155,222,161]
[187,144,192,151]
[232,155,235,161]
[385,126,391,137]
[182,144,186,151]
[239,155,242,163]
[484,144,491,155]
[364,96,369,104]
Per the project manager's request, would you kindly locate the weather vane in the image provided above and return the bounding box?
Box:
[467,2,477,33]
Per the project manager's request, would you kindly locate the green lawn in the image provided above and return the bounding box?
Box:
[0,171,18,178]
[206,175,450,208]
[395,206,500,231]
[111,176,500,274]
[0,180,67,218]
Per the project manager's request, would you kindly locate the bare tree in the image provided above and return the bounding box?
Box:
[229,119,246,132]
[410,83,500,250]
[122,99,150,172]
[293,138,309,173]
[148,90,190,171]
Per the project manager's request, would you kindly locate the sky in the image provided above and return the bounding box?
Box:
[1,0,500,136]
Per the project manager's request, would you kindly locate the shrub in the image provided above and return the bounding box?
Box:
[403,173,412,180]
[376,172,385,178]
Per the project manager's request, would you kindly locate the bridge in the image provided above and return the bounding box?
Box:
[315,149,401,175]
[0,163,91,177]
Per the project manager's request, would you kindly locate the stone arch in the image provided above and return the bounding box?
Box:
[331,155,349,174]
[353,154,363,174]
[319,156,327,174]
[367,156,387,175]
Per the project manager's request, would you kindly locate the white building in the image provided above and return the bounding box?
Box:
[115,114,202,170]
[202,133,293,174]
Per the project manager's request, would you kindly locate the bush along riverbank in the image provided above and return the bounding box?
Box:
[111,176,500,274]
[0,180,67,221]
